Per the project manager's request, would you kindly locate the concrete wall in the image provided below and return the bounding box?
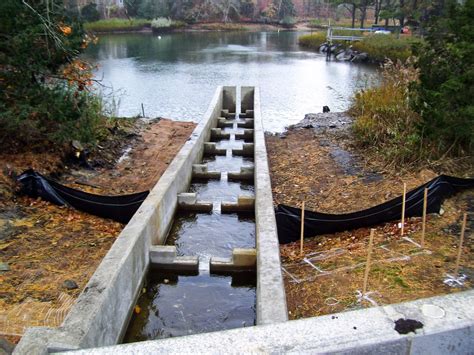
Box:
[61,289,474,354]
[244,86,288,325]
[14,87,233,355]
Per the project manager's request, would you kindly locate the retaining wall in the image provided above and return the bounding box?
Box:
[244,86,288,325]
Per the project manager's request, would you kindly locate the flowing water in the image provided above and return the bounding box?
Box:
[84,31,378,132]
[123,109,257,342]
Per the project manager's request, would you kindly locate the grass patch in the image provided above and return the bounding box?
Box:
[84,18,150,33]
[353,34,423,63]
[199,23,248,31]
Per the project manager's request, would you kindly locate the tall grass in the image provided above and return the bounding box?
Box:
[298,32,326,49]
[350,60,422,165]
[84,18,150,32]
[299,32,423,63]
[353,35,423,63]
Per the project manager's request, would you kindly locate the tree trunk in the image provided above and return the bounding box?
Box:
[360,0,367,28]
[351,3,356,28]
[399,0,405,26]
[374,0,380,24]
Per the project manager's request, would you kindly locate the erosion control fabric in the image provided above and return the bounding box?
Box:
[17,169,149,223]
[276,175,474,244]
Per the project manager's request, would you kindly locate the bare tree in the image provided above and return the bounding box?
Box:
[211,0,241,22]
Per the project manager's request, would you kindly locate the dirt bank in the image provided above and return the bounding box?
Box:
[266,112,473,320]
[0,118,195,343]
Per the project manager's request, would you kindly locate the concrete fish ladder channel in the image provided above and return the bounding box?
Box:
[15,87,287,354]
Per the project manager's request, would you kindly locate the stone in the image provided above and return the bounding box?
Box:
[0,262,9,272]
[63,280,78,290]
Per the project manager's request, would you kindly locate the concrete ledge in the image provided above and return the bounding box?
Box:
[177,193,213,212]
[149,246,199,272]
[232,143,254,157]
[210,248,256,273]
[203,142,227,156]
[210,128,231,141]
[192,164,221,180]
[235,129,254,142]
[243,86,288,325]
[61,289,474,354]
[228,167,254,181]
[221,196,255,213]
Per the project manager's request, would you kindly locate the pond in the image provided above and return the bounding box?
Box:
[84,31,378,132]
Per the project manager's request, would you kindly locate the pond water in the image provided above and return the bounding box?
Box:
[84,31,378,132]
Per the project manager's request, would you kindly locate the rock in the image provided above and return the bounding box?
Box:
[0,337,15,355]
[63,279,78,290]
[71,140,84,152]
[0,262,10,272]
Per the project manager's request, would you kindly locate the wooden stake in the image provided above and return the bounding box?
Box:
[421,188,428,248]
[454,213,468,276]
[300,201,305,256]
[362,229,375,295]
[401,183,407,236]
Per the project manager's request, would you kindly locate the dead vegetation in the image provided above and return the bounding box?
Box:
[0,118,195,341]
[266,118,473,320]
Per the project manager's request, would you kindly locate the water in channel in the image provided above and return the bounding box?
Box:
[84,31,378,132]
[124,109,256,342]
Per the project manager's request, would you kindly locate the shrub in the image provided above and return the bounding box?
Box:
[0,0,106,148]
[279,16,296,28]
[353,34,423,63]
[350,60,423,165]
[81,3,100,22]
[151,17,185,31]
[413,0,474,157]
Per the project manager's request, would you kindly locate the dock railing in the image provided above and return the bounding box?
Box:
[326,26,376,44]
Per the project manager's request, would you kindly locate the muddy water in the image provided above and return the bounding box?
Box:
[124,113,256,342]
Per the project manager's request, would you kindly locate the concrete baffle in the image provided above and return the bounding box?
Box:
[192,164,221,180]
[210,248,257,273]
[204,142,227,156]
[221,196,255,213]
[150,245,199,272]
[235,129,254,142]
[210,128,231,141]
[232,143,254,157]
[178,193,213,212]
[228,166,254,181]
